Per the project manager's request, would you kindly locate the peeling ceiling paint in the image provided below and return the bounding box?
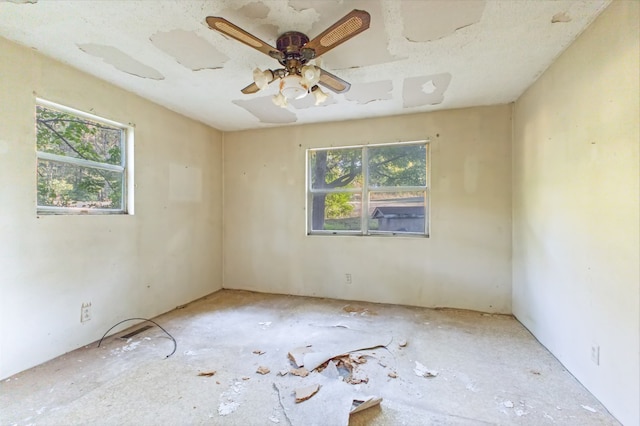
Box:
[345,80,393,105]
[307,0,401,69]
[238,2,271,20]
[403,73,452,108]
[402,0,486,42]
[233,96,297,124]
[0,0,611,131]
[77,44,164,80]
[150,30,228,71]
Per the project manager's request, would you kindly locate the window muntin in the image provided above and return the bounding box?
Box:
[307,141,429,236]
[36,99,132,214]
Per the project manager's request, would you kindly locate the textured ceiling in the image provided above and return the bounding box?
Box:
[0,0,609,131]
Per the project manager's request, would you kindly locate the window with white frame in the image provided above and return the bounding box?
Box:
[307,141,429,236]
[36,99,133,214]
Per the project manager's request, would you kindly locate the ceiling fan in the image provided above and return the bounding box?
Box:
[206,9,370,106]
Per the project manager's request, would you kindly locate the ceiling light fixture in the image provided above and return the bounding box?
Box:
[252,68,274,90]
[271,64,327,108]
[311,85,328,105]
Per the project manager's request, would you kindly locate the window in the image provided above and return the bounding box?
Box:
[36,99,133,214]
[307,141,429,236]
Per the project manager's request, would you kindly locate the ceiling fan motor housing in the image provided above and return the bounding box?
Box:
[276,31,314,72]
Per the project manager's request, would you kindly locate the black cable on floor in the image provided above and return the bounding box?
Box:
[97,318,177,358]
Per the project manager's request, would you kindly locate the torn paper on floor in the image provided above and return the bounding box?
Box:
[350,395,382,414]
[274,373,382,426]
[295,383,320,402]
[291,327,392,371]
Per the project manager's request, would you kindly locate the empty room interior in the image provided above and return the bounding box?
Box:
[0,0,638,425]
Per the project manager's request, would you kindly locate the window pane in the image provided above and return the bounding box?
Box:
[369,191,426,233]
[310,193,361,231]
[368,144,426,187]
[36,105,123,166]
[37,159,123,209]
[310,148,362,189]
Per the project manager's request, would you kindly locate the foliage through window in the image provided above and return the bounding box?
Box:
[307,142,428,236]
[36,100,132,214]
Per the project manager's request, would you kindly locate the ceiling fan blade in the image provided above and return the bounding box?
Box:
[304,9,371,58]
[206,16,281,58]
[317,67,351,93]
[241,82,261,94]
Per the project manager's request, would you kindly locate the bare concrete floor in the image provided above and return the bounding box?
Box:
[1,290,619,425]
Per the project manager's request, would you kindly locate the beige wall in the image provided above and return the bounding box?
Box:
[0,37,224,379]
[223,105,512,313]
[512,2,639,425]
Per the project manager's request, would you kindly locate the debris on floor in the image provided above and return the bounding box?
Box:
[503,400,514,408]
[295,383,321,402]
[297,330,392,371]
[398,339,408,348]
[343,305,377,316]
[581,405,597,413]
[277,369,289,376]
[257,366,271,375]
[414,361,438,378]
[290,367,309,377]
[197,371,216,377]
[320,360,339,379]
[218,381,245,416]
[253,349,265,355]
[288,346,313,367]
[350,395,382,414]
[388,371,397,378]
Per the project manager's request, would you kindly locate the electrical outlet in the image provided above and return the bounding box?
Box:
[591,345,600,365]
[345,273,352,284]
[81,302,92,323]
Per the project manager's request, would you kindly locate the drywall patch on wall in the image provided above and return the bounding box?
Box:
[345,80,393,105]
[150,30,228,71]
[233,97,297,124]
[77,44,164,80]
[169,164,203,202]
[403,73,452,108]
[402,0,485,42]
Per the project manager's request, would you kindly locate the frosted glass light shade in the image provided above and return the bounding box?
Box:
[279,75,307,100]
